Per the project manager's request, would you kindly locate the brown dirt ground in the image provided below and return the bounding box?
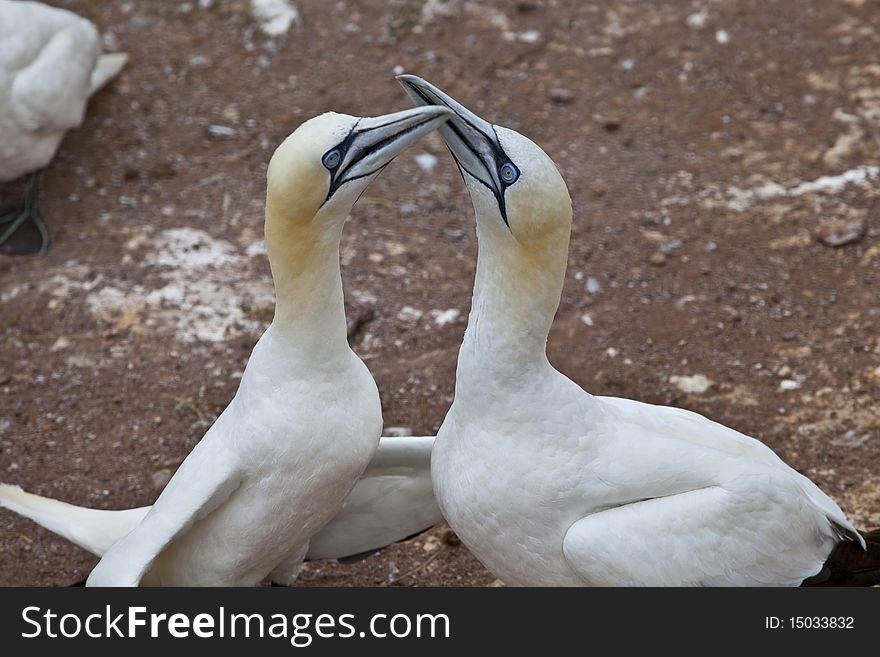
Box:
[1,0,879,586]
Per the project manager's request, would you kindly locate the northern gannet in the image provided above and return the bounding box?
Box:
[398,75,880,587]
[0,436,440,583]
[0,0,127,254]
[7,104,451,586]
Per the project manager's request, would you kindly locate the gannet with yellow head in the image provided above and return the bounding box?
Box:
[80,104,451,586]
[398,75,880,587]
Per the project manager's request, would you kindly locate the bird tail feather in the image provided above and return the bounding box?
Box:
[89,53,129,96]
[0,483,146,557]
[802,528,880,587]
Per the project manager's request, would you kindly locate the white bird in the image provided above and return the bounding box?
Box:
[0,436,440,583]
[0,0,127,253]
[398,75,880,587]
[0,104,452,586]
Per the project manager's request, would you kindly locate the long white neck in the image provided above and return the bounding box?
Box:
[456,215,569,390]
[264,211,349,363]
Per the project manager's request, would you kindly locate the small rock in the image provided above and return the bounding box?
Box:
[432,308,460,326]
[422,535,442,552]
[345,302,374,339]
[686,10,709,29]
[221,105,240,123]
[779,379,802,391]
[383,426,412,437]
[250,0,301,36]
[152,468,173,490]
[776,365,792,378]
[548,88,575,104]
[397,306,423,321]
[660,239,683,255]
[442,529,461,546]
[815,216,866,247]
[648,252,667,266]
[715,29,730,44]
[50,336,71,352]
[592,113,621,132]
[207,124,236,139]
[514,29,541,43]
[414,152,438,174]
[585,276,601,295]
[670,374,713,394]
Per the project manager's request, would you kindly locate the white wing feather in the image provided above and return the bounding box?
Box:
[559,397,860,586]
[0,437,439,573]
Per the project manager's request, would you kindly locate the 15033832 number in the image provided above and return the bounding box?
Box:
[790,617,854,629]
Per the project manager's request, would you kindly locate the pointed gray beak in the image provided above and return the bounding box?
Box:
[326,105,453,201]
[397,74,515,225]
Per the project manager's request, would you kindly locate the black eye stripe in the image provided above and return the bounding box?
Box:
[320,122,360,173]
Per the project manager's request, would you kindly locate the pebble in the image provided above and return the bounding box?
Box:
[815,216,866,246]
[592,113,621,132]
[414,152,439,174]
[776,365,792,378]
[383,426,413,437]
[670,374,713,394]
[432,309,460,326]
[397,306,423,321]
[50,336,71,352]
[649,252,667,266]
[442,529,461,546]
[152,468,174,490]
[207,124,236,139]
[549,88,575,104]
[660,239,683,255]
[686,10,709,29]
[345,303,374,339]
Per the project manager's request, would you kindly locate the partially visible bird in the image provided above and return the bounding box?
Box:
[398,74,880,587]
[0,104,451,586]
[0,0,127,254]
[0,436,441,584]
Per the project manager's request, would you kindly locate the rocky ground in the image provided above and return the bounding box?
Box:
[1,0,878,586]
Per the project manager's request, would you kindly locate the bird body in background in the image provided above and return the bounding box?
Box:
[0,105,451,586]
[398,75,880,587]
[0,0,127,253]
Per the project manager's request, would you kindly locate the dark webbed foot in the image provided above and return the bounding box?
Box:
[0,173,50,255]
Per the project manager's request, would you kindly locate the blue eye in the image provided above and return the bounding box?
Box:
[500,162,519,184]
[322,148,342,169]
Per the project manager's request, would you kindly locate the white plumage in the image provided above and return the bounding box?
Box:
[0,0,127,182]
[399,75,864,587]
[0,436,440,579]
[0,105,450,586]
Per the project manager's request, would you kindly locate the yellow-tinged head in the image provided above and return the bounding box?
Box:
[263,105,452,279]
[397,75,573,331]
[266,106,453,227]
[396,75,572,259]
